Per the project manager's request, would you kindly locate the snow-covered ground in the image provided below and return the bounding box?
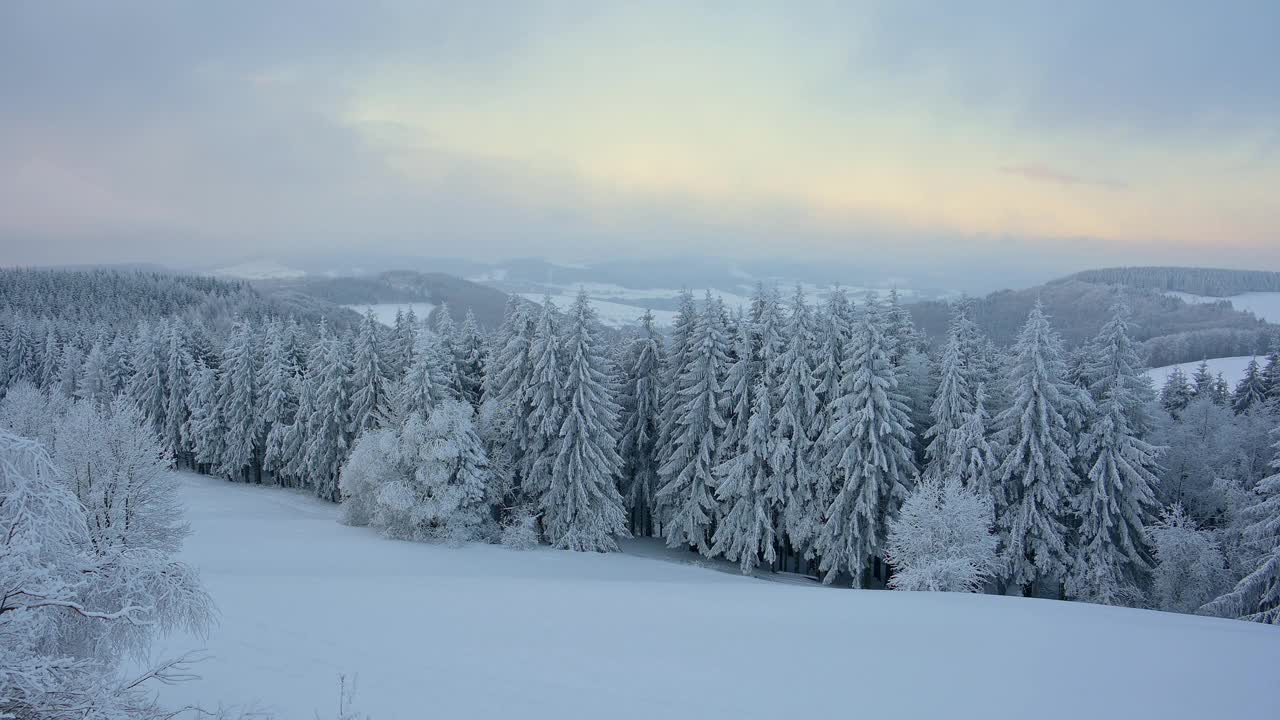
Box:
[1147,355,1257,389]
[147,473,1279,719]
[343,302,436,327]
[1164,290,1280,323]
[518,293,678,328]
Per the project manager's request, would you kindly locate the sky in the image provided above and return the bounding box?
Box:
[1,1,1278,277]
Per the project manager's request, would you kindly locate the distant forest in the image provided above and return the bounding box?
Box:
[1058,267,1280,297]
[911,277,1278,367]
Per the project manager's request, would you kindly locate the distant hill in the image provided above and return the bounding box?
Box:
[1056,266,1280,297]
[258,271,510,329]
[909,278,1278,367]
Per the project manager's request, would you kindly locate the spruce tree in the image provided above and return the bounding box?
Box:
[349,309,393,434]
[813,287,852,511]
[186,358,225,474]
[261,319,301,482]
[396,331,452,420]
[544,290,629,552]
[1203,425,1280,624]
[77,339,111,405]
[813,295,916,587]
[303,326,354,501]
[1191,360,1215,399]
[127,320,166,432]
[57,341,83,399]
[946,383,998,497]
[994,301,1082,596]
[1161,367,1194,417]
[456,309,487,409]
[1069,387,1161,605]
[618,309,665,536]
[1081,303,1154,434]
[216,319,260,482]
[162,321,194,465]
[656,292,729,553]
[37,328,60,390]
[774,287,821,555]
[522,298,563,508]
[434,303,467,401]
[656,290,699,483]
[480,299,537,505]
[1233,357,1268,414]
[923,306,975,482]
[1262,349,1280,402]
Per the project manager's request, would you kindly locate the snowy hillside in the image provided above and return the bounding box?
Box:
[146,474,1280,720]
[1164,290,1280,323]
[1147,355,1257,388]
[342,302,437,327]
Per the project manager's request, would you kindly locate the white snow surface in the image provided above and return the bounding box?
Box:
[146,473,1279,719]
[1146,355,1257,389]
[519,293,678,328]
[343,303,437,327]
[1164,290,1280,323]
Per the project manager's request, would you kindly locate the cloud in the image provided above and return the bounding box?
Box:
[1001,164,1129,191]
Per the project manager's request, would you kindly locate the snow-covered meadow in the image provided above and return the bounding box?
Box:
[342,302,437,327]
[1147,355,1257,389]
[149,473,1280,720]
[1164,290,1280,323]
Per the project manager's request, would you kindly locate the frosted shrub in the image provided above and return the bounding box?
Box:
[886,476,999,592]
[1147,504,1229,614]
[500,507,541,550]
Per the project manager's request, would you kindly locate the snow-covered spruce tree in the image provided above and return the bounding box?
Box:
[923,306,975,483]
[2,318,35,390]
[656,292,729,553]
[161,320,194,466]
[279,370,316,489]
[37,327,59,390]
[456,309,487,409]
[1147,504,1229,614]
[883,288,920,367]
[713,287,787,572]
[395,330,453,421]
[106,331,135,398]
[712,371,778,573]
[215,318,260,483]
[1263,348,1280,401]
[1233,357,1267,414]
[303,325,354,501]
[184,358,224,475]
[0,430,209,719]
[434,303,469,402]
[774,287,820,558]
[618,309,665,537]
[542,291,629,552]
[391,306,418,380]
[1068,388,1161,606]
[1160,366,1194,417]
[1191,360,1216,400]
[885,476,999,592]
[78,338,112,405]
[813,295,916,587]
[1081,303,1154,434]
[479,298,537,507]
[57,340,84,399]
[993,301,1083,597]
[813,287,852,510]
[945,383,999,497]
[521,298,563,513]
[655,291,699,495]
[348,309,393,434]
[261,318,301,483]
[127,319,167,435]
[1203,425,1280,623]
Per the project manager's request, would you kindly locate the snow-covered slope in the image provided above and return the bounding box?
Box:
[1165,290,1280,323]
[1147,355,1257,389]
[343,302,436,327]
[146,474,1279,719]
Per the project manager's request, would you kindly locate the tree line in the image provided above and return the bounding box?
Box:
[1,272,1278,623]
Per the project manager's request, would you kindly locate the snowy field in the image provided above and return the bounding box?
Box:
[147,473,1279,719]
[1147,355,1257,389]
[1164,290,1280,323]
[518,293,678,328]
[342,303,437,327]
